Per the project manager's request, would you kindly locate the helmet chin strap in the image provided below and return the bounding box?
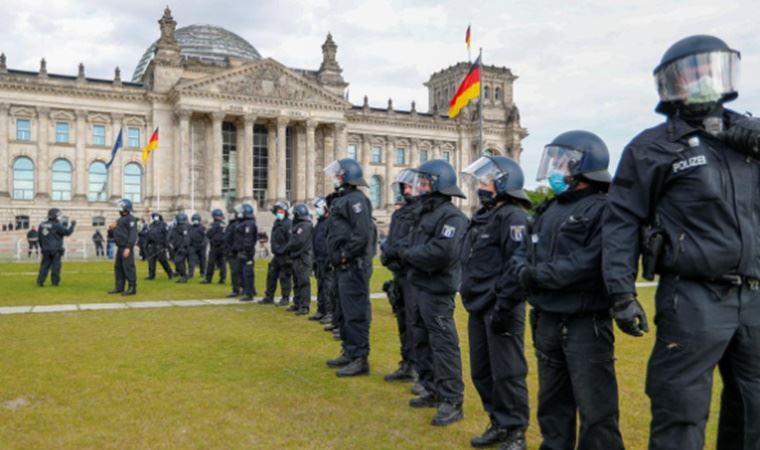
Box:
[675,102,725,136]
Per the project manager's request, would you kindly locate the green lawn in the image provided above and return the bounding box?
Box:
[0,262,721,449]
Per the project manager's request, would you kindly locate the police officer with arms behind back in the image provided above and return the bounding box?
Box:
[188,213,207,279]
[36,208,76,287]
[310,196,332,322]
[202,209,227,284]
[323,158,374,377]
[508,131,625,449]
[386,159,469,426]
[145,211,174,280]
[261,201,293,306]
[169,212,191,284]
[235,203,258,301]
[285,203,314,315]
[459,156,530,449]
[603,35,760,450]
[108,199,138,296]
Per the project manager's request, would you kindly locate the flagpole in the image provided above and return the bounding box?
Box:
[156,130,161,211]
[478,47,484,154]
[190,122,195,213]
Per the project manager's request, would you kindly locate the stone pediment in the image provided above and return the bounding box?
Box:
[176,58,348,108]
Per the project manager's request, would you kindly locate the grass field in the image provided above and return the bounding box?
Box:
[0,260,722,449]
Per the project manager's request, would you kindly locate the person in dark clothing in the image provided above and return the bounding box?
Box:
[322,192,343,335]
[169,213,191,283]
[202,209,227,284]
[36,209,76,286]
[261,200,293,305]
[27,226,40,257]
[138,219,149,261]
[310,197,333,323]
[235,203,258,301]
[603,35,760,450]
[385,159,468,427]
[106,229,115,259]
[92,229,105,257]
[323,159,374,377]
[107,199,138,295]
[506,130,624,449]
[144,211,174,280]
[188,213,207,279]
[224,211,242,297]
[380,169,419,384]
[285,203,314,315]
[459,156,531,449]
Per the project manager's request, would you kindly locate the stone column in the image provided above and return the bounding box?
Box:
[410,138,420,168]
[176,110,190,203]
[0,103,9,198]
[238,114,255,203]
[305,120,317,201]
[432,140,441,161]
[276,117,288,200]
[361,134,371,173]
[266,121,277,204]
[334,122,347,160]
[294,122,306,202]
[385,137,394,208]
[210,112,225,207]
[36,107,49,200]
[73,109,88,202]
[108,114,125,201]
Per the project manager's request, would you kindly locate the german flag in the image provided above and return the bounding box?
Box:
[448,57,481,119]
[141,127,159,162]
[465,25,471,50]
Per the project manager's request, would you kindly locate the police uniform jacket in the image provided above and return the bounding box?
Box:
[113,214,138,248]
[38,219,75,252]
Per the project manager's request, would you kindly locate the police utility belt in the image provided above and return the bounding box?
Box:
[674,273,760,290]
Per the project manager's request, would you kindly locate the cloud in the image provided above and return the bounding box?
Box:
[2,0,758,187]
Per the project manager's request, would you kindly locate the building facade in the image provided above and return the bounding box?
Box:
[0,7,527,230]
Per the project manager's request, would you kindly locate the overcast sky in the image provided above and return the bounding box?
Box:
[2,0,758,187]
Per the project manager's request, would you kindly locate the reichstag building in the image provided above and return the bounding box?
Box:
[0,7,527,229]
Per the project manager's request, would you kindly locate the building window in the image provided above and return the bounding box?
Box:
[253,125,268,208]
[483,149,494,156]
[123,163,142,203]
[369,175,382,209]
[371,145,383,163]
[222,121,237,210]
[127,127,141,148]
[15,215,30,230]
[92,216,106,227]
[286,126,294,202]
[484,85,490,100]
[51,159,72,201]
[88,161,108,202]
[495,87,502,102]
[92,124,106,146]
[16,119,31,141]
[419,149,429,163]
[347,143,358,160]
[55,122,69,144]
[12,157,35,200]
[395,147,406,165]
[442,151,451,163]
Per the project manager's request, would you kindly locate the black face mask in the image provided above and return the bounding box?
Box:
[402,193,415,203]
[477,189,496,207]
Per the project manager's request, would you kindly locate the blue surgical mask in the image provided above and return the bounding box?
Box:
[316,207,325,218]
[547,170,569,194]
[275,213,285,221]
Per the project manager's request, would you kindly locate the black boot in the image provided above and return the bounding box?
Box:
[240,295,254,302]
[470,423,509,448]
[326,353,352,368]
[319,313,333,324]
[122,286,137,296]
[409,393,438,409]
[200,279,211,284]
[411,382,427,396]
[296,308,309,316]
[176,277,188,284]
[336,358,369,377]
[286,303,298,312]
[145,276,155,280]
[309,312,324,321]
[431,402,463,426]
[107,288,123,294]
[226,291,240,298]
[499,429,526,450]
[276,297,290,307]
[259,297,274,304]
[384,361,416,382]
[324,323,338,332]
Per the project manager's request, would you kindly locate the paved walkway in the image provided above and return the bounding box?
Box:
[0,282,659,316]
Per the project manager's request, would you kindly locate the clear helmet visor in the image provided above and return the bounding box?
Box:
[324,160,344,181]
[461,156,503,190]
[391,168,417,197]
[536,146,584,181]
[410,171,434,197]
[655,50,740,105]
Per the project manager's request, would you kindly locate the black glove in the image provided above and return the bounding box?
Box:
[70,220,77,227]
[488,304,516,336]
[518,266,537,290]
[611,293,649,337]
[723,117,760,158]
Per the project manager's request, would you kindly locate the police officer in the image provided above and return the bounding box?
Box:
[225,210,243,297]
[92,229,105,257]
[202,209,227,284]
[145,211,174,280]
[233,203,258,302]
[169,212,191,284]
[459,156,530,448]
[506,130,623,449]
[323,158,374,377]
[138,219,149,260]
[603,35,760,450]
[385,160,468,426]
[380,169,419,383]
[262,201,293,306]
[188,213,207,279]
[310,197,332,322]
[284,203,314,315]
[36,208,76,287]
[108,199,138,295]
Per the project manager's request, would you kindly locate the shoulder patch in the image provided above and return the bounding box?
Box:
[245,226,251,234]
[352,202,363,214]
[296,228,303,235]
[129,221,135,228]
[510,225,525,242]
[441,224,457,239]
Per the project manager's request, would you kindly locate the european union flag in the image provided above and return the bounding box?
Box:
[106,128,123,169]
